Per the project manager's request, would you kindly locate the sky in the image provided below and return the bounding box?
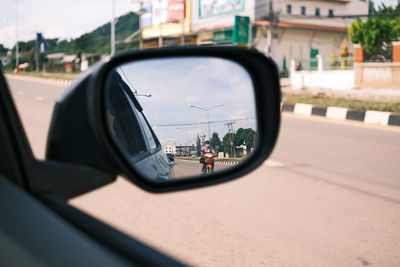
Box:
[0,0,139,48]
[116,57,257,146]
[0,0,398,48]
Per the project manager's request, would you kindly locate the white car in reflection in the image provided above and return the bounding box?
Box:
[105,70,175,181]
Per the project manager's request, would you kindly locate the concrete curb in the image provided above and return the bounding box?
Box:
[216,161,240,166]
[282,103,400,127]
[5,74,72,87]
[175,158,240,166]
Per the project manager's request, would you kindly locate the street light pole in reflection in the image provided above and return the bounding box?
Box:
[190,103,225,140]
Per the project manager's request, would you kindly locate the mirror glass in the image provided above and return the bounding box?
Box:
[104,56,257,182]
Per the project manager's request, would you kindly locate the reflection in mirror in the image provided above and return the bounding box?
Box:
[104,57,257,183]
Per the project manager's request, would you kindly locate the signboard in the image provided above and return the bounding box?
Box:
[36,33,47,53]
[199,0,244,18]
[213,29,232,43]
[232,15,250,45]
[141,5,153,27]
[152,0,168,25]
[168,0,185,22]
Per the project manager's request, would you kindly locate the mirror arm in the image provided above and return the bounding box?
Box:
[30,160,116,200]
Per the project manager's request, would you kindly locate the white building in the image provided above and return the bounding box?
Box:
[253,0,369,70]
[164,145,177,154]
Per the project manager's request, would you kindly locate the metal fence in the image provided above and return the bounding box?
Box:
[323,57,353,70]
[295,58,318,71]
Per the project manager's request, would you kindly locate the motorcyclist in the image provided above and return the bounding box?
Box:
[200,140,216,174]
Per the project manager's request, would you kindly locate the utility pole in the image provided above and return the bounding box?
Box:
[158,0,162,47]
[15,0,19,68]
[111,0,116,55]
[35,34,39,72]
[265,0,278,56]
[139,1,143,49]
[225,122,236,158]
[131,0,148,49]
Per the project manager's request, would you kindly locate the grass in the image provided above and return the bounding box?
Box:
[283,93,400,113]
[5,71,79,80]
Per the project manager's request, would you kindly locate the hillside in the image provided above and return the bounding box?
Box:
[1,11,139,57]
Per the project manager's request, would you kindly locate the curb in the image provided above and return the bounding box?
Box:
[175,158,240,166]
[282,103,400,127]
[5,74,72,87]
[215,161,240,166]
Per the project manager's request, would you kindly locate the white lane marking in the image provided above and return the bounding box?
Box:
[35,96,45,101]
[263,160,284,167]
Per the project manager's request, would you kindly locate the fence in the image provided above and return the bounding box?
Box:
[295,56,353,71]
[290,55,355,90]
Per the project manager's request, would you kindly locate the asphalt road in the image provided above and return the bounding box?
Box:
[6,75,400,267]
[173,159,230,178]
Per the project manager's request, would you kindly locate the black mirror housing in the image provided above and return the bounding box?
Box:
[46,46,281,194]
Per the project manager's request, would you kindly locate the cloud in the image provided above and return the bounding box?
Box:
[0,25,17,48]
[44,26,69,39]
[181,95,200,105]
[229,109,250,120]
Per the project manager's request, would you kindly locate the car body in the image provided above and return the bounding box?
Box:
[106,70,174,181]
[166,153,175,162]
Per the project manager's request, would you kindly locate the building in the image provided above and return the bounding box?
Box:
[164,145,177,154]
[175,145,192,156]
[253,0,369,70]
[141,0,197,48]
[135,0,368,71]
[46,53,80,73]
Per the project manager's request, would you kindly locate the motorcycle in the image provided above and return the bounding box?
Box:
[202,152,215,175]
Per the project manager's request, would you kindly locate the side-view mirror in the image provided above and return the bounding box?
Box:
[45,46,280,194]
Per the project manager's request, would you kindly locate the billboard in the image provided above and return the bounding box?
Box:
[36,33,47,53]
[199,0,244,18]
[168,0,185,22]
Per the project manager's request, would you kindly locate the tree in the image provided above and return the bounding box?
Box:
[222,132,235,157]
[210,132,222,152]
[234,128,256,149]
[196,135,201,156]
[0,44,8,56]
[349,4,400,60]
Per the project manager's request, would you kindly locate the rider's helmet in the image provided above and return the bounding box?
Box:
[205,140,210,148]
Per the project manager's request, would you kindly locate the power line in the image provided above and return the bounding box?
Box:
[151,117,256,127]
